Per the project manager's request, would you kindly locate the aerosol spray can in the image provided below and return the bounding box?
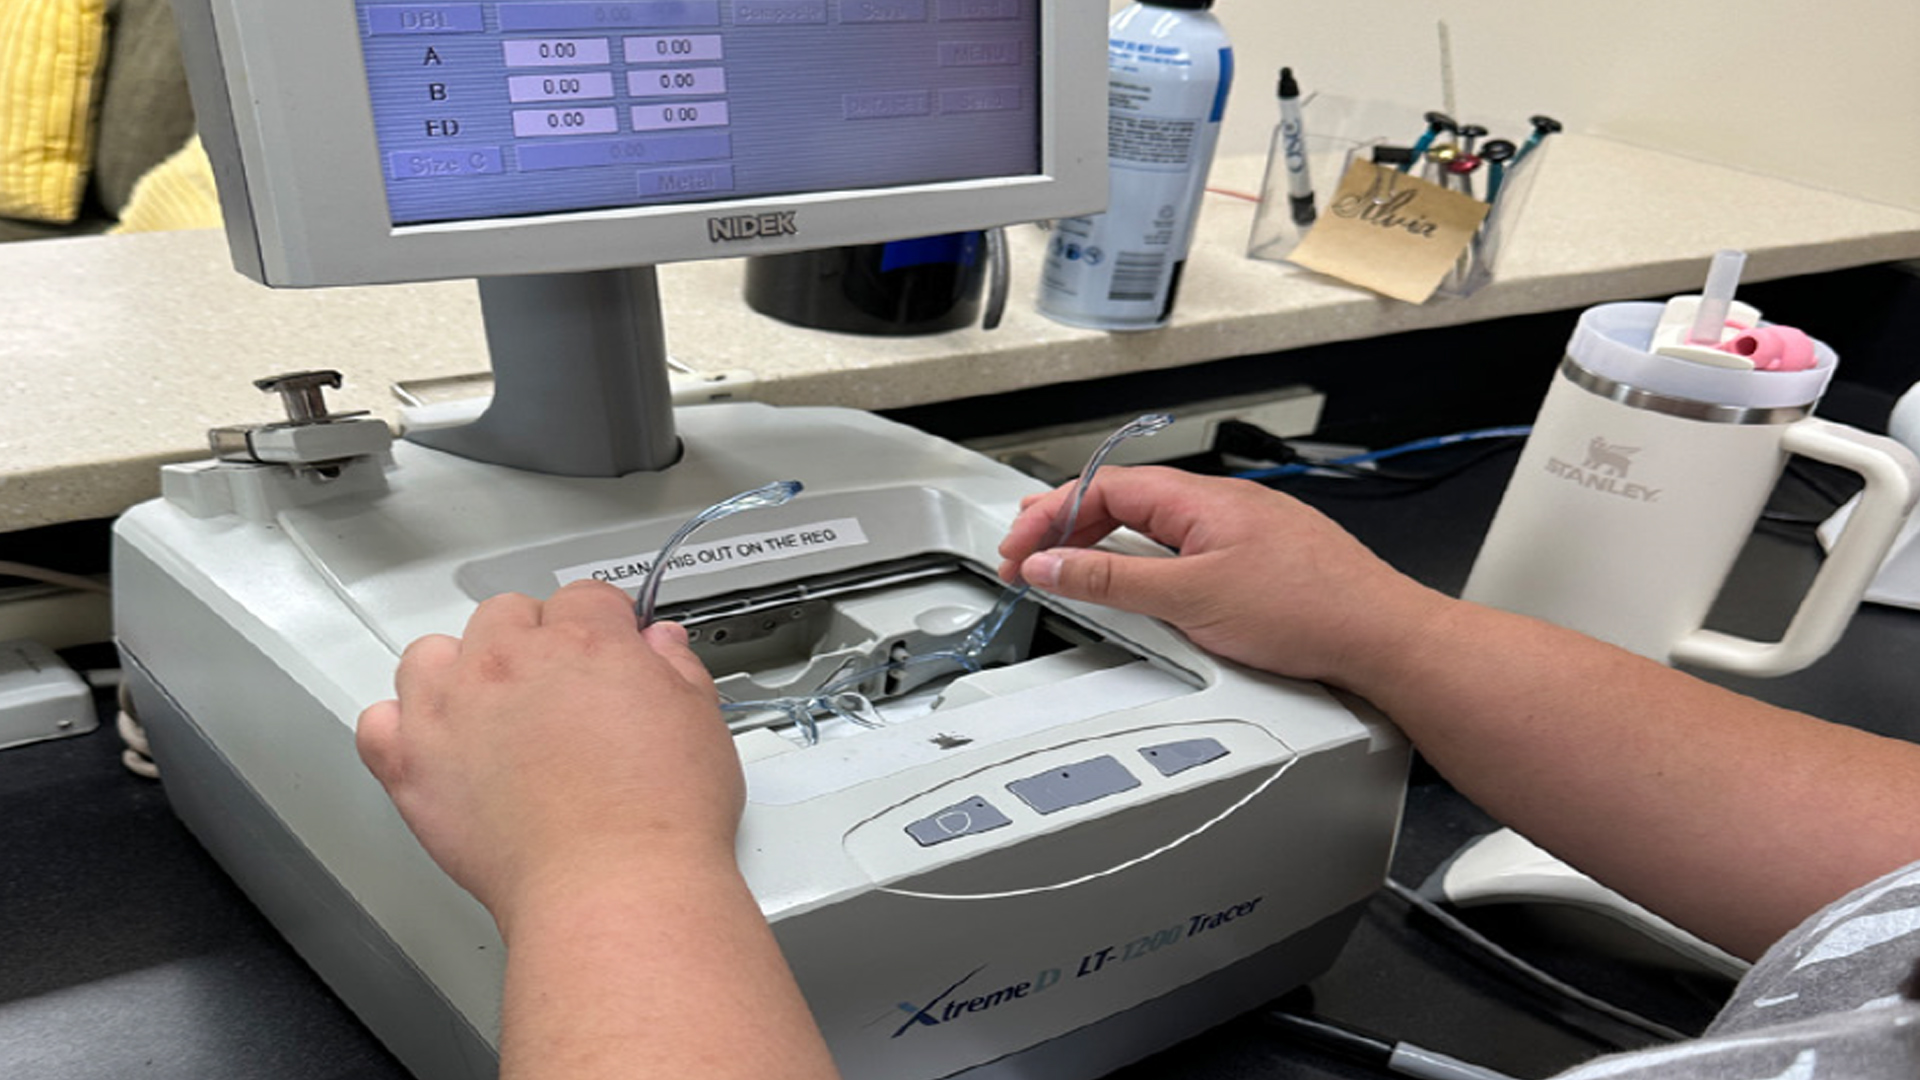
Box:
[1037,0,1233,331]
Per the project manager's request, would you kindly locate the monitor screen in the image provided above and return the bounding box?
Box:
[360,0,1043,227]
[174,0,1101,286]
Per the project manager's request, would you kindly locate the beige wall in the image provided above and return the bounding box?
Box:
[1113,0,1920,210]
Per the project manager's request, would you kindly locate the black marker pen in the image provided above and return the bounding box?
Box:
[1277,67,1316,227]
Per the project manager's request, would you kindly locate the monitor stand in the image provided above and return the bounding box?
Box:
[408,266,681,477]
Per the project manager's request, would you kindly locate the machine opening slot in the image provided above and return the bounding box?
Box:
[659,557,1192,745]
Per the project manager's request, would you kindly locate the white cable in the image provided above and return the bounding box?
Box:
[0,560,110,595]
[1385,878,1690,1043]
[114,679,160,780]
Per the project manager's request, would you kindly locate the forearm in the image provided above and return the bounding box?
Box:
[999,469,1920,958]
[497,859,841,1080]
[1350,596,1920,960]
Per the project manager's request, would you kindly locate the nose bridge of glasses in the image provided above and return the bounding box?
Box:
[702,569,1035,712]
[691,415,1178,745]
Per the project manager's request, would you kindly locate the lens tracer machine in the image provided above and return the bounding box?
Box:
[112,3,1409,1078]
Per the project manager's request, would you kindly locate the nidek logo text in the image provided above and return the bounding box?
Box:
[1543,436,1661,503]
[707,211,798,243]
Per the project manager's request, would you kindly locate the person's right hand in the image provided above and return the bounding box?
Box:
[996,466,1452,689]
[355,580,737,935]
[360,582,847,1080]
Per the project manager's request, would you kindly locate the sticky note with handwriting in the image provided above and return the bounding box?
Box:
[1286,159,1490,304]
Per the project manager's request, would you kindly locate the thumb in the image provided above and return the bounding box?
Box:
[640,620,718,695]
[1020,548,1192,624]
[355,699,405,788]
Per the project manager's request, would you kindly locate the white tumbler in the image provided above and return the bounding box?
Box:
[1462,302,1920,677]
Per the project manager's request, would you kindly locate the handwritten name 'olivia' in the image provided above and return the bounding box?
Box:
[1329,190,1438,238]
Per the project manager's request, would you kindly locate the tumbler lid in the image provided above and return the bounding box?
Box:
[1567,303,1836,411]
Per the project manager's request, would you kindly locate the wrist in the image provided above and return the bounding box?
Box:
[1323,578,1463,697]
[492,837,747,944]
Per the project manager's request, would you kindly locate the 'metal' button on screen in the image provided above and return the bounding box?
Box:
[637,165,735,197]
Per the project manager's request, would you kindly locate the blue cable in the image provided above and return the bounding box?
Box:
[1233,425,1532,482]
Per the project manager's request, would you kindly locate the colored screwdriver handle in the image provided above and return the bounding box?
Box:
[1403,111,1456,173]
[1480,139,1516,204]
[1512,114,1562,166]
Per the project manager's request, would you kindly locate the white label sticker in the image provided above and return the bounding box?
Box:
[554,517,870,590]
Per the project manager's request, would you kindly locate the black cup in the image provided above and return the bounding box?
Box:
[744,230,1006,335]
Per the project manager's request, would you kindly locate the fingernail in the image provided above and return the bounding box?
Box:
[648,620,690,646]
[1024,551,1063,589]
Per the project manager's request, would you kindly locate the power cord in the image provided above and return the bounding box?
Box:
[0,564,153,776]
[0,560,110,594]
[1264,1008,1520,1080]
[1218,422,1532,490]
[113,677,160,780]
[1265,878,1691,1080]
[1384,878,1690,1044]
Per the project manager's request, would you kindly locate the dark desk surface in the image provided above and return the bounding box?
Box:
[5,445,1917,1080]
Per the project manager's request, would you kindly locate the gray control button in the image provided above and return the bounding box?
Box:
[1007,755,1140,815]
[906,796,1012,847]
[1140,737,1230,777]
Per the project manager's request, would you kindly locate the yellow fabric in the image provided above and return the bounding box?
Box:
[0,0,108,223]
[110,134,222,233]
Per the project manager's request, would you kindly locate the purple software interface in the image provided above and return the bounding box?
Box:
[356,0,1042,225]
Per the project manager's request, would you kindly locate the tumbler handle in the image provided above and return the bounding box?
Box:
[1672,419,1920,676]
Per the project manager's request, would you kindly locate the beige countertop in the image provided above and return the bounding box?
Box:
[5,134,1919,533]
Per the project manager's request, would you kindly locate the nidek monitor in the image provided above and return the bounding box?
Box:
[171,0,1106,477]
[176,0,1106,287]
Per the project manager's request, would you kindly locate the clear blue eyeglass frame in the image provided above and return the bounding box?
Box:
[634,479,804,630]
[714,414,1173,744]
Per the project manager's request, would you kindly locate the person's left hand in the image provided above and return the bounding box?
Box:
[356,580,737,932]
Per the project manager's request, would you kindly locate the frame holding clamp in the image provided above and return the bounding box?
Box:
[209,370,394,477]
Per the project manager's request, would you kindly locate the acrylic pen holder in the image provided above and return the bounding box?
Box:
[1246,95,1550,299]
